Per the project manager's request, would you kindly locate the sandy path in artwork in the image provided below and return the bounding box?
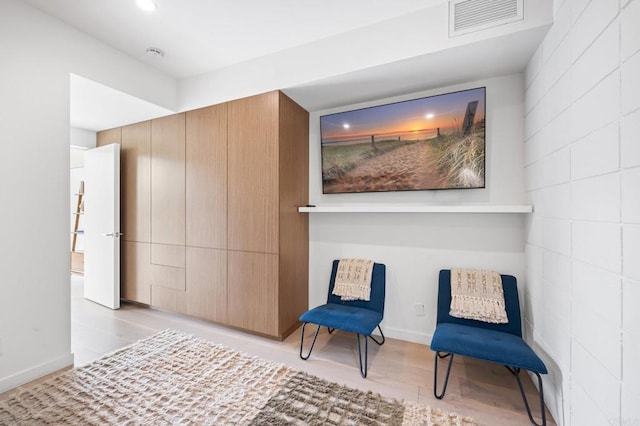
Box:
[324,140,444,193]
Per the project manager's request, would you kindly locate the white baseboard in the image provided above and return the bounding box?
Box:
[0,353,74,393]
[381,326,432,345]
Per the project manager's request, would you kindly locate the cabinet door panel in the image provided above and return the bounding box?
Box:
[97,127,121,147]
[228,92,279,254]
[151,243,185,268]
[151,113,185,246]
[277,93,309,336]
[121,241,151,304]
[150,264,185,291]
[227,251,278,336]
[186,247,227,323]
[186,104,227,249]
[151,286,186,314]
[121,121,151,242]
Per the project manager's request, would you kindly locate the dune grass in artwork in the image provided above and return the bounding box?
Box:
[320,87,486,194]
[431,129,485,189]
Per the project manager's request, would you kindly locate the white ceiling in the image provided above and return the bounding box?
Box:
[24,0,444,79]
[284,26,546,112]
[22,0,550,132]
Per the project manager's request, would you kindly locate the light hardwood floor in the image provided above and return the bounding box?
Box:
[9,275,556,425]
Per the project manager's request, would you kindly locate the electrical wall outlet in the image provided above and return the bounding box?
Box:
[415,303,425,316]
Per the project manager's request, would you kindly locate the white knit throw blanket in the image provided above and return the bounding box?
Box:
[449,269,508,324]
[332,258,374,301]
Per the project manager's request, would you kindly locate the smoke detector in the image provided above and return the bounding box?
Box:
[146,47,164,59]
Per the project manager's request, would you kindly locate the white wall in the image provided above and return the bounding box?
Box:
[70,147,86,169]
[308,74,528,343]
[523,0,640,424]
[0,0,176,392]
[70,127,96,150]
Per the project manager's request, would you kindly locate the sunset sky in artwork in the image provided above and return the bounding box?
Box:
[320,87,485,143]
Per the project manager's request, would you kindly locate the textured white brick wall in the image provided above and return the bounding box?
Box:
[524,0,640,424]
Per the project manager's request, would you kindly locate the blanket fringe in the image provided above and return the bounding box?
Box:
[450,294,508,324]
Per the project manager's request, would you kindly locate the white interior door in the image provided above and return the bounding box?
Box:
[84,143,121,309]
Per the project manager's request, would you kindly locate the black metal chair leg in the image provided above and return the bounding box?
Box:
[299,323,321,360]
[356,333,369,378]
[506,366,547,426]
[433,352,454,399]
[368,325,385,346]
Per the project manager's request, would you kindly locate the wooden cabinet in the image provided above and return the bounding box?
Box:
[96,127,121,147]
[228,251,279,335]
[151,113,185,247]
[186,104,227,249]
[276,92,310,337]
[122,241,151,304]
[107,90,308,340]
[227,91,309,339]
[120,122,152,304]
[228,93,279,254]
[151,285,186,314]
[186,247,227,323]
[121,121,151,243]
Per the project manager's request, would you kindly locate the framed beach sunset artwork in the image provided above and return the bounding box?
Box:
[320,87,486,194]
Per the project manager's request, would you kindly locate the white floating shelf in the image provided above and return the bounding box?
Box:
[297,205,533,213]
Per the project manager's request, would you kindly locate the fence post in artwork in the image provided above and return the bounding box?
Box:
[461,100,479,136]
[370,135,377,154]
[437,127,441,137]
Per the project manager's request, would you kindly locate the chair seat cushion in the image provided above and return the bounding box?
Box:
[430,323,548,374]
[299,303,382,336]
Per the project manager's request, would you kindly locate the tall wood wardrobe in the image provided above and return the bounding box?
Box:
[96,91,309,340]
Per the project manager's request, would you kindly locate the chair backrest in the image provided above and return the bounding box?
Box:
[326,260,386,316]
[436,269,522,337]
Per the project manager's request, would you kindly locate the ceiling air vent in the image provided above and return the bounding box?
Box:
[449,0,524,37]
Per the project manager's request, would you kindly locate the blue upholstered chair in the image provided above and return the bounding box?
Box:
[431,270,548,426]
[299,260,386,378]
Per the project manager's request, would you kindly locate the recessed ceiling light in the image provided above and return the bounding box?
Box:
[136,0,157,12]
[146,47,164,58]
